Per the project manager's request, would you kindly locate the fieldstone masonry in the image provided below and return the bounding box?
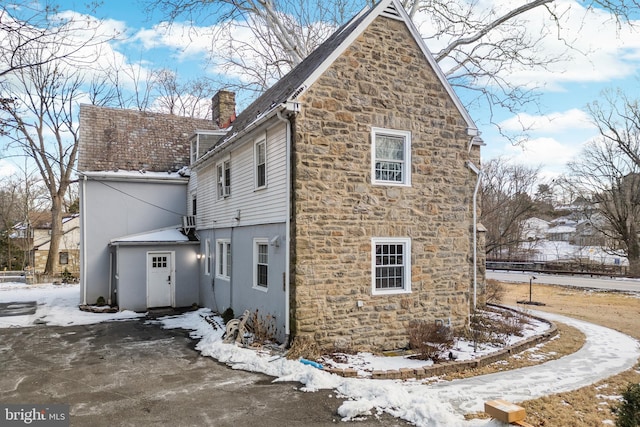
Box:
[291,16,482,351]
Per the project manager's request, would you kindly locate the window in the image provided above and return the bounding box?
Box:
[217,159,231,198]
[253,239,268,290]
[216,239,231,279]
[371,128,411,186]
[205,239,211,275]
[59,252,69,265]
[190,138,198,164]
[192,196,197,216]
[152,255,168,268]
[371,238,411,295]
[255,138,267,189]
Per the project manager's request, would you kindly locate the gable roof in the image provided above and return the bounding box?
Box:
[205,0,477,160]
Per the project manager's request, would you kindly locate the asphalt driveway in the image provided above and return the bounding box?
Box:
[0,319,404,427]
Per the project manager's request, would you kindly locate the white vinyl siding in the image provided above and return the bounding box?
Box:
[194,121,288,229]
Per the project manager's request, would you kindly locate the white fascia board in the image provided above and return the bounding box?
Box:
[80,171,188,184]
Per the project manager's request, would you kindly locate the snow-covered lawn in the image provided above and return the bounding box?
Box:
[1,282,638,426]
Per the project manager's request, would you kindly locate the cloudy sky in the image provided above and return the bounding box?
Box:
[2,0,640,180]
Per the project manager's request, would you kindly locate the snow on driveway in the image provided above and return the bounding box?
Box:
[2,282,639,426]
[0,283,142,327]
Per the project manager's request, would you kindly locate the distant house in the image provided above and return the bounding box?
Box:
[522,217,549,241]
[12,213,80,276]
[79,0,483,351]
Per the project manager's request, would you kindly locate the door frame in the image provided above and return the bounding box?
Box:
[146,251,175,308]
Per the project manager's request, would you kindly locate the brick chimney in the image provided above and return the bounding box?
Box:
[212,90,236,129]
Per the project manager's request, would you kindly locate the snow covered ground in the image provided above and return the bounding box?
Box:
[1,282,639,426]
[0,282,142,328]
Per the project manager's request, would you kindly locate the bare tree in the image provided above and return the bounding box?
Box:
[153,70,217,119]
[1,1,108,81]
[143,0,640,118]
[481,158,540,260]
[0,176,24,270]
[566,97,640,276]
[1,48,85,276]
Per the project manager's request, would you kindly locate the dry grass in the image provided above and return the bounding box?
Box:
[499,281,640,426]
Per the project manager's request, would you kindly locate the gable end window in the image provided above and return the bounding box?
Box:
[371,128,411,186]
[217,159,231,198]
[371,238,411,295]
[255,138,267,189]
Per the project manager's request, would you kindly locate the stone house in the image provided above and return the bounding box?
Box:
[79,0,483,351]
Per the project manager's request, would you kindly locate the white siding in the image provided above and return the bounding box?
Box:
[195,120,288,229]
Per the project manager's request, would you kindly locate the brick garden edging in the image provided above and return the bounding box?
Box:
[322,305,558,380]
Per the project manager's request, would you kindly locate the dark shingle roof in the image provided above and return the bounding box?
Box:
[220,4,376,138]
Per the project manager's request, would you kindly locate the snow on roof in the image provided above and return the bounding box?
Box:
[81,170,188,180]
[547,225,575,234]
[110,226,194,244]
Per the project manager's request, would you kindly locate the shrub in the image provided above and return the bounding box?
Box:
[248,309,278,344]
[95,296,106,306]
[469,307,527,348]
[485,279,505,304]
[221,307,235,325]
[408,320,454,362]
[615,383,640,427]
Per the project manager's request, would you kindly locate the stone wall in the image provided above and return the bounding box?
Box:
[78,105,218,172]
[291,16,480,351]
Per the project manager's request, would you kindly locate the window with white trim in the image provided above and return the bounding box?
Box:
[217,159,231,198]
[253,239,268,290]
[255,138,267,189]
[371,238,411,295]
[371,128,411,186]
[216,239,231,279]
[205,239,211,275]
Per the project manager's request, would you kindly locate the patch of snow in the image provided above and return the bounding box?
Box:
[0,282,143,327]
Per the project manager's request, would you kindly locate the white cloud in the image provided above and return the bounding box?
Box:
[499,109,596,133]
[132,22,215,61]
[504,136,582,167]
[0,160,18,178]
[417,0,640,91]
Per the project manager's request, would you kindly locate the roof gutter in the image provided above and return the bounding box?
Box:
[194,102,299,168]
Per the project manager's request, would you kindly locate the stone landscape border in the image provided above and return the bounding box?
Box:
[323,305,558,380]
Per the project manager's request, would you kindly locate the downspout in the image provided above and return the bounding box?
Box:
[466,160,481,310]
[108,250,113,305]
[81,174,88,305]
[276,109,292,342]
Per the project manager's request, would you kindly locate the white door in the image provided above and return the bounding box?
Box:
[147,252,173,308]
